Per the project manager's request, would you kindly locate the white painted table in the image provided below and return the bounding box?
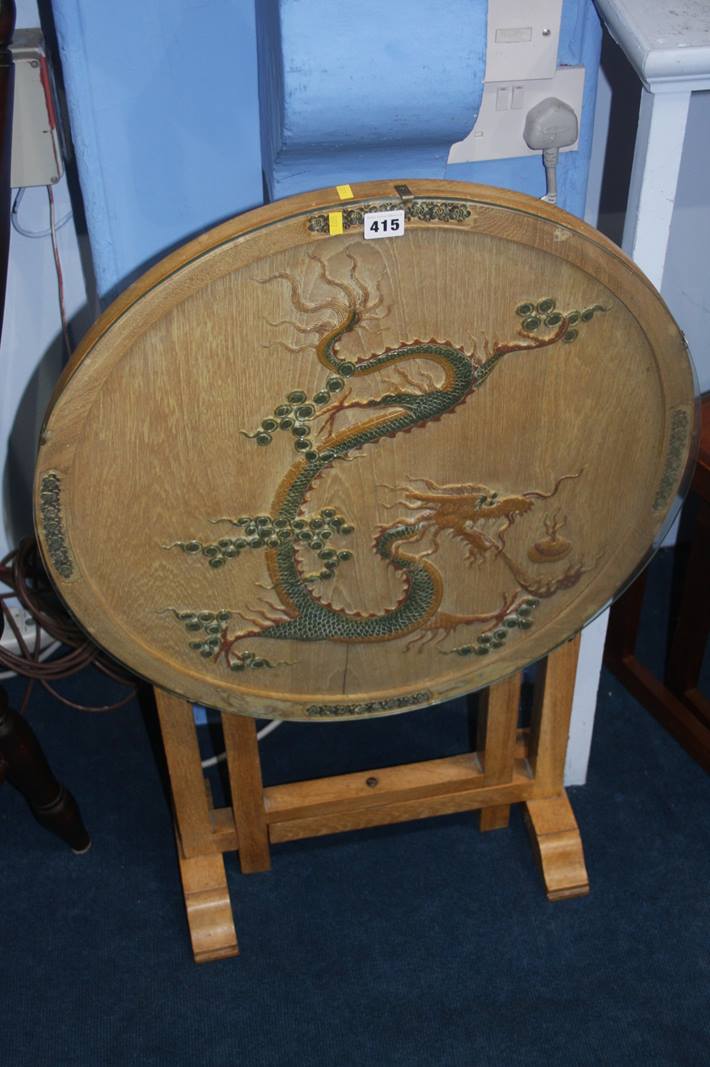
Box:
[597,0,710,285]
[565,0,710,784]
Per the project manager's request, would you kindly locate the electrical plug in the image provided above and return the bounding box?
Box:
[523,97,579,205]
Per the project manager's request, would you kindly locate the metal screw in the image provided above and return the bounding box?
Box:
[30,59,39,68]
[365,776,379,788]
[542,28,551,36]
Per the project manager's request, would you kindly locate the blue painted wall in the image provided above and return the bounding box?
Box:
[258,0,487,197]
[51,0,601,292]
[51,0,263,300]
[446,1,601,217]
[47,0,602,728]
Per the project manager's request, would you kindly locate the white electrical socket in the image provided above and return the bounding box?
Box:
[0,603,52,657]
[449,66,585,165]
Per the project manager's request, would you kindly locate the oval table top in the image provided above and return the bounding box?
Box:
[34,180,697,720]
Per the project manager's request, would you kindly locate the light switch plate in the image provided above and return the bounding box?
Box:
[485,0,564,82]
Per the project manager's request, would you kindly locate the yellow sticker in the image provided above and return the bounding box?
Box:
[328,211,344,235]
[336,184,354,200]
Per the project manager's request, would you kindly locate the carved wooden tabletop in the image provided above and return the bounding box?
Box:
[34,181,696,720]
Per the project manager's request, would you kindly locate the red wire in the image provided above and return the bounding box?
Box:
[47,184,72,358]
[1,538,137,713]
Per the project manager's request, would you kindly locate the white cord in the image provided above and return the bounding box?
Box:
[11,186,73,239]
[541,147,559,205]
[200,717,283,768]
[47,184,73,359]
[256,718,283,742]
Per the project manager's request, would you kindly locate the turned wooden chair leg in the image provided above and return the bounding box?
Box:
[0,689,90,853]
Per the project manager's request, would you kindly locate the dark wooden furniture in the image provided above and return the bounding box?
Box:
[605,393,710,771]
[0,686,91,852]
[0,604,90,852]
[0,1,89,853]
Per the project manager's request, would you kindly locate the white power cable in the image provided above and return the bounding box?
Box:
[11,186,73,239]
[542,147,559,205]
[200,717,283,769]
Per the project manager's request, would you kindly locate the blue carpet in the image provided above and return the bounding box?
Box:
[1,551,708,1066]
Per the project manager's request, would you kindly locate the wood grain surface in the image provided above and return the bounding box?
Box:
[34,180,697,720]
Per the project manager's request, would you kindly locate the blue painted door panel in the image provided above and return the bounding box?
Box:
[51,0,263,299]
[257,0,487,196]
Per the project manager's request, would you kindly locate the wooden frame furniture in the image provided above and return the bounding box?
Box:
[34,181,696,725]
[605,394,710,771]
[32,180,696,962]
[155,636,587,963]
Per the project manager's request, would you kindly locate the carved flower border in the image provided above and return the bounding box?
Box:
[308,199,472,233]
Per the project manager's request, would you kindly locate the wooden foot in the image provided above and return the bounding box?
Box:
[479,804,511,831]
[176,841,239,963]
[524,792,589,901]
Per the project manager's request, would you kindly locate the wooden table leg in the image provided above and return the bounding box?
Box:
[222,713,272,874]
[154,645,591,962]
[0,688,91,853]
[524,637,590,900]
[155,689,239,962]
[477,671,521,831]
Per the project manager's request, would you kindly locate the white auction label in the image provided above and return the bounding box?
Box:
[363,209,405,240]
